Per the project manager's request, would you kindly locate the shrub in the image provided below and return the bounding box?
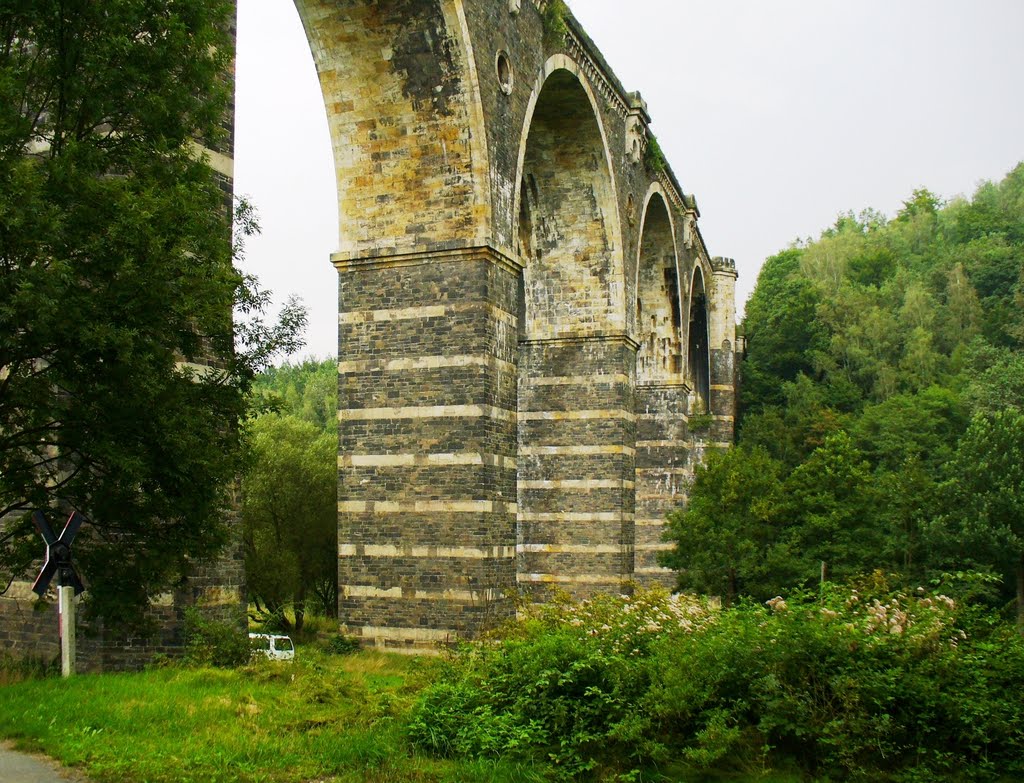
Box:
[408,584,1024,781]
[640,584,1024,780]
[183,608,252,668]
[408,589,715,779]
[325,634,361,656]
[0,652,58,684]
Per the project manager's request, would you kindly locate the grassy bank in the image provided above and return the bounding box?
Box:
[0,649,545,783]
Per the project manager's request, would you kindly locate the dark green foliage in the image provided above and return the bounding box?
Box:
[243,359,338,628]
[252,357,338,432]
[741,249,827,414]
[325,634,361,656]
[408,590,712,779]
[640,589,1024,781]
[409,588,1024,781]
[0,1,304,626]
[963,342,1024,414]
[242,414,337,630]
[663,445,784,603]
[644,133,667,174]
[674,163,1024,604]
[183,608,252,668]
[0,651,57,684]
[941,410,1024,625]
[541,0,569,43]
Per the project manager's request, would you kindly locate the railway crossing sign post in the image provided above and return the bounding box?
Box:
[30,511,86,677]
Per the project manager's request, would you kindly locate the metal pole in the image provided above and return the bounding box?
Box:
[59,584,75,677]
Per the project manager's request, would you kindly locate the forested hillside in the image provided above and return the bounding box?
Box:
[667,164,1024,618]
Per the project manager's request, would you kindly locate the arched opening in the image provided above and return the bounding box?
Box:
[268,3,513,647]
[515,68,622,339]
[513,64,630,597]
[234,0,338,357]
[635,193,682,383]
[688,267,711,412]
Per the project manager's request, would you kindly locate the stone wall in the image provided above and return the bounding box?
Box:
[0,545,244,674]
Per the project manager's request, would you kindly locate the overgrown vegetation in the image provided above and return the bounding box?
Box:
[666,164,1024,620]
[183,609,253,669]
[409,585,1024,781]
[0,649,547,783]
[644,133,667,174]
[6,585,1022,781]
[542,0,569,43]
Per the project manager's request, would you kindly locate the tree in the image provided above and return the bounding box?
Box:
[685,165,1024,608]
[242,414,337,630]
[253,357,338,433]
[740,249,828,415]
[0,1,304,624]
[663,445,784,604]
[945,411,1024,629]
[776,432,889,585]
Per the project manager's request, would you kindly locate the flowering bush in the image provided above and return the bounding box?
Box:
[407,583,1024,781]
[639,581,1024,780]
[524,588,715,655]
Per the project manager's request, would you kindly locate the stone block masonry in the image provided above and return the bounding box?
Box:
[335,247,521,646]
[292,0,741,648]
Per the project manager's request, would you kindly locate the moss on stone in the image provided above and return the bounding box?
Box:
[644,133,667,174]
[542,0,568,42]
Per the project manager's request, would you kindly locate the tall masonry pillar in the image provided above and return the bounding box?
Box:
[335,247,521,651]
[709,257,739,440]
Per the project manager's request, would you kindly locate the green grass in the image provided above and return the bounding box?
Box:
[0,649,546,783]
[0,647,816,782]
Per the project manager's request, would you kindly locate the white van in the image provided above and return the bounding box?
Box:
[249,633,295,661]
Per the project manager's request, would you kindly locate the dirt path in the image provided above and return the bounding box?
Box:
[0,742,91,782]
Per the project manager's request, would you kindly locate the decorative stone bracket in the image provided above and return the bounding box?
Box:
[625,91,650,165]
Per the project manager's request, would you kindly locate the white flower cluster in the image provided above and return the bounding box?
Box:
[832,588,963,648]
[537,588,715,655]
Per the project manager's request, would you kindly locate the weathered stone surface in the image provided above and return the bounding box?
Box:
[2,1,744,662]
[297,1,739,644]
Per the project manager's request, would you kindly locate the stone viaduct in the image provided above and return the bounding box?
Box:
[292,0,740,650]
[0,0,739,667]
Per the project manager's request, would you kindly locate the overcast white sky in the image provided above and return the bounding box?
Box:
[234,0,1024,360]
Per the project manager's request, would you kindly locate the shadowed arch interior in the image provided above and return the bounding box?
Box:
[636,193,682,383]
[688,267,711,412]
[516,68,622,339]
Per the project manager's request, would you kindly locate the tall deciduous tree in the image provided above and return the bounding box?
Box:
[663,445,784,604]
[946,411,1024,629]
[0,1,303,624]
[242,414,337,630]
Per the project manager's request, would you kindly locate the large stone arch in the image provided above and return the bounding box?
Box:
[634,187,682,383]
[294,0,492,258]
[513,58,634,597]
[299,0,520,652]
[512,54,625,339]
[632,185,689,587]
[288,0,738,646]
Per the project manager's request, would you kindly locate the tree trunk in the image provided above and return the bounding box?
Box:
[1017,553,1023,634]
[294,584,307,633]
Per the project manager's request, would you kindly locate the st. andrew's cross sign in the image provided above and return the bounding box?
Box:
[31,510,85,596]
[31,510,86,676]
